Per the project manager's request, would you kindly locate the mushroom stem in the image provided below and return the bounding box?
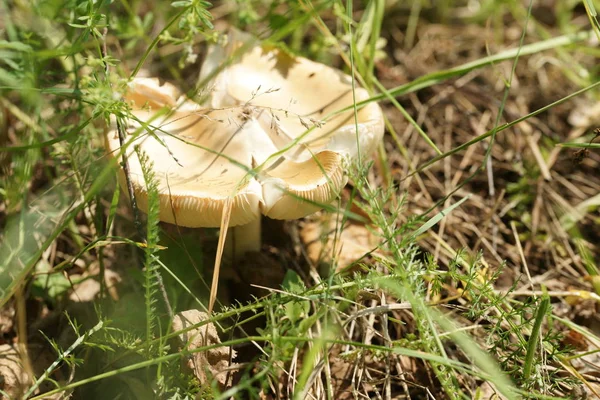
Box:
[226,217,262,261]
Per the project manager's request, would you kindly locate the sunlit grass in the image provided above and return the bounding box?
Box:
[0,0,599,399]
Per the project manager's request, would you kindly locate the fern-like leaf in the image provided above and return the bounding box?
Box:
[136,147,161,351]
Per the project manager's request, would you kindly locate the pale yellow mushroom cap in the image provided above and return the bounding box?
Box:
[105,35,384,228]
[200,32,385,163]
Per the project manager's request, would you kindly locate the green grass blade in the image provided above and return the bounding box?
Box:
[523,294,551,380]
[411,195,472,239]
[558,141,600,148]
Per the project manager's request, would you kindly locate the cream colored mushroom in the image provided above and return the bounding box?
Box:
[105,36,384,258]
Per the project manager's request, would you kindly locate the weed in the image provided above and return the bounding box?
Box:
[1,1,599,399]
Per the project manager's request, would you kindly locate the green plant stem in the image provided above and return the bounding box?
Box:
[29,335,507,400]
[23,321,104,398]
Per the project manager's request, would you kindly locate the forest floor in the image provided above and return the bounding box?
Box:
[1,1,600,399]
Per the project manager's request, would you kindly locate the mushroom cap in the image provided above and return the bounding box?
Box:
[106,36,384,228]
[200,33,385,162]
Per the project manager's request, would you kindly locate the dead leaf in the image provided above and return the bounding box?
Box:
[68,267,122,303]
[562,329,589,352]
[171,310,237,389]
[0,344,28,398]
[329,355,355,400]
[68,276,100,303]
[568,100,600,128]
[0,303,15,336]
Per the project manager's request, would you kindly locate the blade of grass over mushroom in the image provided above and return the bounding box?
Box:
[208,197,232,315]
[258,185,368,223]
[126,85,288,175]
[196,34,385,172]
[193,35,384,226]
[253,108,368,175]
[125,112,254,176]
[192,32,259,103]
[192,5,331,103]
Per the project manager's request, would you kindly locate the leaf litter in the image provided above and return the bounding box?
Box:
[1,1,600,399]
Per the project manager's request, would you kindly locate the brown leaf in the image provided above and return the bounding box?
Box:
[0,344,29,398]
[171,310,237,389]
[0,304,15,337]
[68,277,100,303]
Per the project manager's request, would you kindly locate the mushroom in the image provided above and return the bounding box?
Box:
[105,33,384,259]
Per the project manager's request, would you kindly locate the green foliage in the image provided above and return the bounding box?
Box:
[1,0,598,399]
[31,260,76,302]
[281,270,310,324]
[135,148,162,349]
[159,0,215,68]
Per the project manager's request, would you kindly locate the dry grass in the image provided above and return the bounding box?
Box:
[1,0,599,399]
